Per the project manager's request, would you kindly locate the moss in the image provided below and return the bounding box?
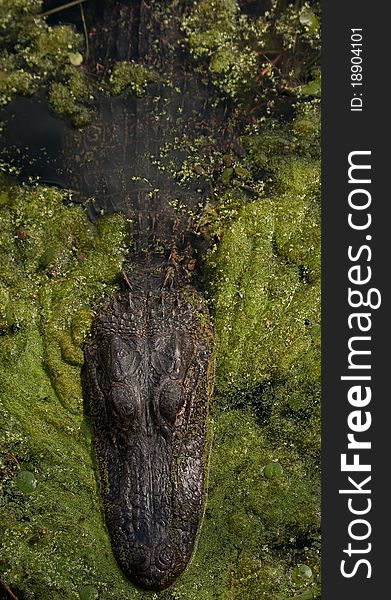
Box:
[48,67,94,127]
[0,1,93,125]
[109,61,160,97]
[182,0,321,103]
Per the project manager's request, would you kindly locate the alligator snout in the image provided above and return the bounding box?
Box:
[115,541,180,590]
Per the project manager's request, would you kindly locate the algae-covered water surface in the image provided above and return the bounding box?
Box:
[0,1,321,599]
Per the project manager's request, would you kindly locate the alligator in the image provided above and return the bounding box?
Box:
[75,0,224,590]
[2,0,232,591]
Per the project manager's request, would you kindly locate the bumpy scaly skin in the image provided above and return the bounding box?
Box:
[82,263,214,590]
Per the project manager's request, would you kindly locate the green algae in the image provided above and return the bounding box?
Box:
[182,0,321,102]
[109,61,160,97]
[207,103,320,394]
[208,197,318,391]
[0,0,93,125]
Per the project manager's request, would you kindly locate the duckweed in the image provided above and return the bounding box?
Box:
[0,1,94,125]
[69,52,84,67]
[299,9,320,32]
[182,0,321,102]
[109,61,159,97]
[79,585,99,600]
[221,167,234,185]
[16,470,38,494]
[263,461,283,480]
[292,564,313,585]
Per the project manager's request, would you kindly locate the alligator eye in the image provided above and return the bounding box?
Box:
[98,336,140,382]
[112,337,141,379]
[152,332,193,378]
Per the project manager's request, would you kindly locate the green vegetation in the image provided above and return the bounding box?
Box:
[0,2,158,125]
[202,102,321,598]
[48,66,93,127]
[183,0,320,103]
[109,61,159,97]
[208,103,320,395]
[0,0,95,126]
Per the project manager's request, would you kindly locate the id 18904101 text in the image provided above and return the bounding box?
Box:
[350,29,363,112]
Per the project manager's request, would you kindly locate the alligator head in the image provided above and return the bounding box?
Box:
[82,277,214,590]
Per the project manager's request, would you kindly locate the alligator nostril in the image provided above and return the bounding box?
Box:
[132,545,151,571]
[155,543,176,572]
